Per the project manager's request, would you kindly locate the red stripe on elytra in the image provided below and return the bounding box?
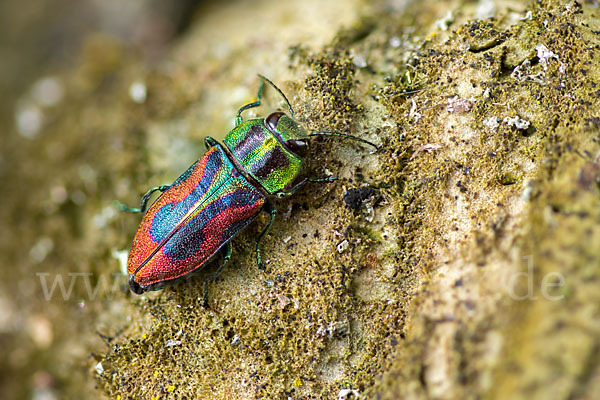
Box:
[127,152,217,275]
[133,198,264,286]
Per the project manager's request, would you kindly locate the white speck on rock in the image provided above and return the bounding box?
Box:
[94,362,104,375]
[338,388,360,399]
[277,294,291,309]
[408,99,422,123]
[503,116,530,130]
[521,10,533,20]
[447,97,472,113]
[483,117,500,131]
[411,143,442,160]
[336,239,349,253]
[536,44,558,70]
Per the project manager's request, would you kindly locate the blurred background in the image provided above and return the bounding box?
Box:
[0,1,214,398]
[1,0,199,131]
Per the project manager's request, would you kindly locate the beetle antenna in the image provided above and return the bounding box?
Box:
[309,132,379,151]
[258,74,295,117]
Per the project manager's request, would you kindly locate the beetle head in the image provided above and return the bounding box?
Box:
[265,112,309,157]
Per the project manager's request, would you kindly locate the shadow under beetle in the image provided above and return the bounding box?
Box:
[120,75,377,304]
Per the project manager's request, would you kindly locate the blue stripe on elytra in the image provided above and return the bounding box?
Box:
[163,184,263,261]
[148,148,226,244]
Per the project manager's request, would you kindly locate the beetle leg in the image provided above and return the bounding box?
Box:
[235,79,266,127]
[116,185,171,213]
[202,242,232,308]
[275,176,337,198]
[256,201,277,270]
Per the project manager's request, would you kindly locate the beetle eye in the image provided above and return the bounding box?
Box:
[284,139,309,157]
[265,112,284,132]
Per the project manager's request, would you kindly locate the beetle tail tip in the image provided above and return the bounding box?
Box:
[129,276,145,295]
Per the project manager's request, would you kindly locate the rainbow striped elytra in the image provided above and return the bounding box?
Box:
[120,75,377,305]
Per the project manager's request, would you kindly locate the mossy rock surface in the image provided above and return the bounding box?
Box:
[2,0,600,399]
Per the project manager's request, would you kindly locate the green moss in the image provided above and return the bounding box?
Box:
[304,47,362,134]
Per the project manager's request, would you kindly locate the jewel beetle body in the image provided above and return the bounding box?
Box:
[121,75,376,299]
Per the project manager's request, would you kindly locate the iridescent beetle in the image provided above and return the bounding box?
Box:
[120,75,376,303]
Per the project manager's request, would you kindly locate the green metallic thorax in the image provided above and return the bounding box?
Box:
[223,119,302,195]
